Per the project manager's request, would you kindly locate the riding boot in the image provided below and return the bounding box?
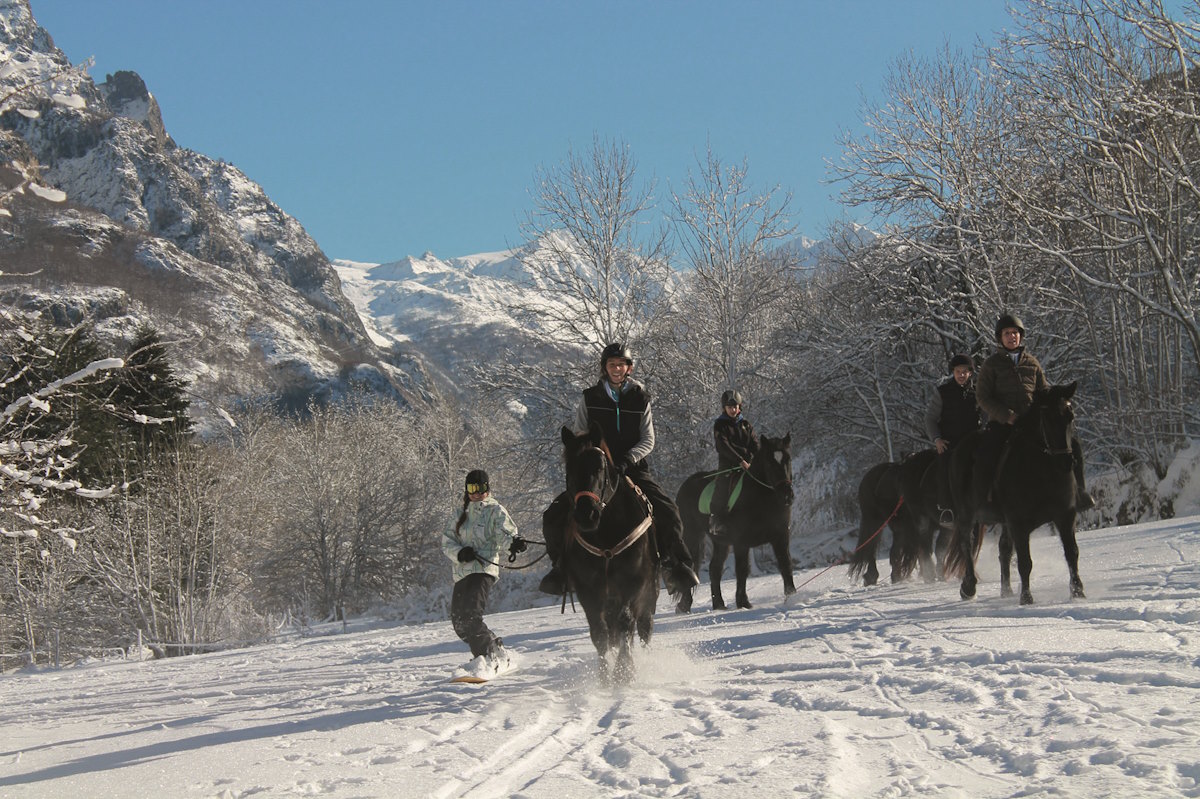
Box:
[663,558,701,594]
[538,493,570,595]
[538,564,568,596]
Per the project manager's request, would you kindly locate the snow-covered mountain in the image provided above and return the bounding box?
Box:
[0,0,423,424]
[333,242,597,393]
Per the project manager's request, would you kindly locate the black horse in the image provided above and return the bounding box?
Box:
[559,423,659,683]
[848,449,948,586]
[675,433,794,612]
[944,383,1086,605]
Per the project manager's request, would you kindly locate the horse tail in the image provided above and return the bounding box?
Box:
[942,522,986,578]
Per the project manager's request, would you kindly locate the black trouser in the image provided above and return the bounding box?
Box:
[543,473,693,568]
[450,572,498,658]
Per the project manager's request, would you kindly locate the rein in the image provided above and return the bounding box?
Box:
[792,495,905,593]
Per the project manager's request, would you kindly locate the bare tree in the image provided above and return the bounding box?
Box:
[991,0,1200,472]
[514,134,671,349]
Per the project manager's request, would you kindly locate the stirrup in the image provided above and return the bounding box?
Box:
[938,508,954,527]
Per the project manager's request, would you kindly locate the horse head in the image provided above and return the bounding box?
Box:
[1022,381,1078,463]
[755,432,795,504]
[561,422,620,532]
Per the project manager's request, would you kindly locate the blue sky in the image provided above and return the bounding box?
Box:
[31,1,1013,263]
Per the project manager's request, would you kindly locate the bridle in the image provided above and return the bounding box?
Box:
[571,445,620,512]
[1025,399,1074,458]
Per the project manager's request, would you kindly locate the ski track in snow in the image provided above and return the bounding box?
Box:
[2,520,1200,798]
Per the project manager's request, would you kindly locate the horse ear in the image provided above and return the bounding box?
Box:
[587,420,604,445]
[561,426,574,445]
[783,432,791,448]
[1063,381,1078,399]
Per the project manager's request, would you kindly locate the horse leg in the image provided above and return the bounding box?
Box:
[934,525,951,580]
[958,521,980,600]
[710,540,731,610]
[734,546,753,609]
[769,533,796,597]
[676,510,706,614]
[582,603,611,683]
[1056,511,1086,600]
[998,527,1014,598]
[1009,524,1036,605]
[613,608,637,684]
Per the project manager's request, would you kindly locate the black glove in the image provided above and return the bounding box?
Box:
[617,458,631,477]
[508,537,528,555]
[456,546,477,563]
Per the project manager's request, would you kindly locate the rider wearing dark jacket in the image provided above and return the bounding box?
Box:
[972,314,1093,515]
[539,343,700,597]
[711,389,759,527]
[925,354,982,524]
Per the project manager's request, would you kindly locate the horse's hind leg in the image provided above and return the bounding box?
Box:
[998,528,1015,598]
[734,546,753,609]
[710,541,731,610]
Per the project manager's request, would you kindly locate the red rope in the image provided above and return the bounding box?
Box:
[792,496,905,593]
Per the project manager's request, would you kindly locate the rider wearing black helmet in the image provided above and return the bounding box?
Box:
[925,353,982,525]
[972,314,1094,516]
[711,389,760,532]
[538,342,701,596]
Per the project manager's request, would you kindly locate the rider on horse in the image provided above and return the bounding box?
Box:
[973,313,1094,515]
[925,353,981,525]
[711,389,759,534]
[539,343,701,596]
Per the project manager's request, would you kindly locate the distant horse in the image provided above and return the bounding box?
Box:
[848,449,946,586]
[944,383,1086,605]
[675,433,794,612]
[559,423,659,683]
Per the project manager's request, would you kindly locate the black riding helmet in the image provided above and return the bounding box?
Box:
[721,389,744,407]
[995,313,1025,342]
[948,353,973,373]
[600,342,634,371]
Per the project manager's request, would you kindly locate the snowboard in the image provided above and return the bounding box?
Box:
[449,649,517,684]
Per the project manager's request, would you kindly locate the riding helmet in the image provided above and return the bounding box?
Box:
[600,342,634,369]
[464,469,489,495]
[947,353,973,373]
[721,389,744,407]
[995,313,1025,341]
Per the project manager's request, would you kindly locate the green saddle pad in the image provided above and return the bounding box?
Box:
[698,473,744,515]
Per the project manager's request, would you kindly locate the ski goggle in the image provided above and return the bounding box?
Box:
[466,482,488,494]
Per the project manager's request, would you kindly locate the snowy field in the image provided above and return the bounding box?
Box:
[2,516,1199,798]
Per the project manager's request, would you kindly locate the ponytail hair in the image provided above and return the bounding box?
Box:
[453,492,471,535]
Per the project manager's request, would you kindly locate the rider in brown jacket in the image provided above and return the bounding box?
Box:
[972,314,1094,515]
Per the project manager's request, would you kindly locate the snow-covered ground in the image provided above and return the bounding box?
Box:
[3,516,1199,798]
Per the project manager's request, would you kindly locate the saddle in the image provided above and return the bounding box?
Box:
[697,472,744,515]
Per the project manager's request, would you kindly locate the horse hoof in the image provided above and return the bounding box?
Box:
[960,584,976,600]
[1071,581,1086,599]
[1000,586,1014,598]
[713,600,727,611]
[1020,592,1034,605]
[736,597,753,610]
